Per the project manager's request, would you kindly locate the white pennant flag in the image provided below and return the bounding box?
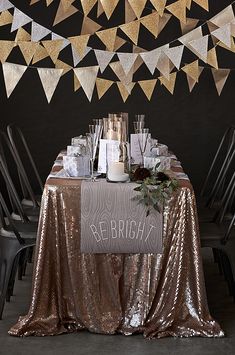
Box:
[210,5,234,28]
[212,24,232,48]
[163,45,184,69]
[179,26,202,45]
[117,52,138,75]
[0,0,14,11]
[2,62,27,98]
[11,8,32,32]
[71,46,91,66]
[94,49,114,73]
[51,33,70,50]
[31,22,51,42]
[140,48,162,74]
[189,35,209,62]
[37,68,63,103]
[74,66,99,101]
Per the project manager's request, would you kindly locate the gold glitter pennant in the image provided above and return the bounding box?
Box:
[97,0,104,17]
[74,73,81,91]
[186,0,192,9]
[207,47,218,69]
[140,12,159,38]
[113,36,126,51]
[0,40,15,63]
[150,0,166,17]
[96,27,117,51]
[125,0,136,23]
[211,68,230,95]
[80,0,97,16]
[81,16,102,35]
[193,0,209,11]
[53,1,78,26]
[15,27,31,42]
[138,79,157,100]
[180,18,199,35]
[120,20,140,45]
[32,44,49,64]
[182,60,199,82]
[55,59,72,75]
[166,0,187,24]
[159,71,177,94]
[0,10,13,26]
[18,41,39,65]
[186,66,203,92]
[158,13,171,34]
[96,78,113,99]
[116,81,135,102]
[60,0,75,11]
[128,0,147,19]
[100,0,119,20]
[69,34,90,57]
[42,39,64,63]
[46,0,54,6]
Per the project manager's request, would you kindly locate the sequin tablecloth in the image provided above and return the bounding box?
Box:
[9,158,224,338]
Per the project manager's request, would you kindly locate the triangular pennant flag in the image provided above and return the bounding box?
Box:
[158,13,171,34]
[163,45,184,69]
[51,32,70,50]
[81,16,102,35]
[210,5,234,28]
[140,12,159,38]
[46,0,54,5]
[207,47,218,69]
[179,26,202,45]
[117,52,138,75]
[189,34,209,62]
[74,73,81,92]
[42,39,64,63]
[128,0,147,19]
[69,34,90,58]
[61,0,75,11]
[217,38,235,53]
[74,66,99,101]
[0,0,14,12]
[71,46,91,66]
[138,79,157,100]
[150,0,166,17]
[120,20,140,45]
[212,24,231,48]
[113,36,126,51]
[31,22,51,42]
[156,50,171,79]
[80,0,97,16]
[180,18,199,35]
[11,8,32,32]
[140,47,162,74]
[15,27,31,42]
[0,40,15,62]
[53,1,78,26]
[193,0,208,11]
[166,0,186,24]
[0,10,13,26]
[94,49,114,73]
[182,60,199,82]
[187,66,203,92]
[109,61,133,86]
[211,68,230,95]
[125,0,136,23]
[96,27,117,51]
[32,44,49,64]
[55,59,72,75]
[37,68,63,103]
[186,0,192,9]
[159,72,177,94]
[100,0,119,19]
[18,41,39,65]
[2,62,27,98]
[97,0,104,17]
[116,81,135,102]
[96,78,113,99]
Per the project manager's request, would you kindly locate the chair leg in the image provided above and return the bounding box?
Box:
[0,255,18,319]
[222,247,235,300]
[18,249,27,280]
[27,246,34,263]
[220,252,234,297]
[6,254,20,302]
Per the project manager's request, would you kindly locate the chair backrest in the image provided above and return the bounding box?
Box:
[200,126,235,203]
[7,124,43,193]
[0,130,39,208]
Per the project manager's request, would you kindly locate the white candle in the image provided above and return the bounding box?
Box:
[107,162,129,182]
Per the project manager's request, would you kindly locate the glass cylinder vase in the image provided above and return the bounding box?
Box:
[106,142,130,183]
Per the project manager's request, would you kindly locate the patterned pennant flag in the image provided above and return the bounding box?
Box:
[74,66,99,101]
[2,62,27,98]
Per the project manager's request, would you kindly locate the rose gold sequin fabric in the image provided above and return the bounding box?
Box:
[9,169,224,338]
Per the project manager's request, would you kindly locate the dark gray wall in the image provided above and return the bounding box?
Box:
[1,0,235,193]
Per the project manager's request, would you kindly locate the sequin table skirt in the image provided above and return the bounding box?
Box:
[9,176,224,338]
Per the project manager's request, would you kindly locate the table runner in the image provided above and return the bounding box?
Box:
[81,180,163,253]
[8,154,224,338]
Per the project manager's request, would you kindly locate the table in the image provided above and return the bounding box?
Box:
[9,153,224,338]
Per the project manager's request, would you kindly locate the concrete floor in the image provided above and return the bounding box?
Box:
[0,249,235,355]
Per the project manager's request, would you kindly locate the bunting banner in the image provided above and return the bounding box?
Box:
[2,62,27,97]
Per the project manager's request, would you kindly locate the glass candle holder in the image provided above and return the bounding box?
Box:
[106,142,130,183]
[103,113,128,141]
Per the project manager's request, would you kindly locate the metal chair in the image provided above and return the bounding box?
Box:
[7,124,43,206]
[0,157,37,319]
